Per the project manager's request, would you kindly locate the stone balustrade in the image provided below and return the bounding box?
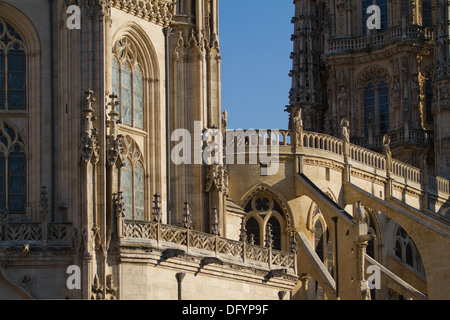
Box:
[349,144,386,171]
[328,25,434,54]
[351,129,433,149]
[303,132,343,156]
[120,220,297,275]
[227,128,449,199]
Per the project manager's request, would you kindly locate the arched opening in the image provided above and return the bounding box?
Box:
[246,216,260,246]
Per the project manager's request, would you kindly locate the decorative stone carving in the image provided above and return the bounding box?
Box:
[265,223,273,249]
[292,108,304,147]
[152,194,162,223]
[81,90,99,164]
[106,94,124,167]
[106,274,118,300]
[211,207,220,236]
[91,274,103,300]
[205,163,228,195]
[183,201,193,230]
[109,0,174,27]
[337,86,348,119]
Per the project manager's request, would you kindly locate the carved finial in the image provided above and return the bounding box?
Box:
[265,223,273,249]
[211,206,220,236]
[290,230,298,254]
[81,90,97,163]
[248,234,255,245]
[113,192,125,219]
[106,94,123,167]
[239,216,247,242]
[183,201,193,229]
[153,194,162,223]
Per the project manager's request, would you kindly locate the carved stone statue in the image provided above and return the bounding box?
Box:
[337,86,348,118]
[293,108,303,147]
[341,118,350,162]
[383,135,392,174]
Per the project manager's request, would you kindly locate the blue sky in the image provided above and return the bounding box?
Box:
[218,1,294,130]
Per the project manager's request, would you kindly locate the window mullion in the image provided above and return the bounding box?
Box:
[4,154,8,209]
[4,52,8,110]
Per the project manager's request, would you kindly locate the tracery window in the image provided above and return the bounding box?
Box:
[244,192,287,251]
[394,225,425,275]
[112,38,144,129]
[0,19,26,110]
[364,78,389,136]
[121,136,145,221]
[0,120,26,214]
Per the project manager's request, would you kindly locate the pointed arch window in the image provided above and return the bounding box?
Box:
[121,136,145,221]
[0,20,26,110]
[244,192,288,251]
[112,38,144,129]
[0,121,26,214]
[394,225,425,275]
[364,78,389,136]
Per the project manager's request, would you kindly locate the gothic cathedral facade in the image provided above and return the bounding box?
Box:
[0,0,449,300]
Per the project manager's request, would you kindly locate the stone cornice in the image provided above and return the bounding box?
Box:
[110,0,174,27]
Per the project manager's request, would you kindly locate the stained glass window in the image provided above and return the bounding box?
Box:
[133,65,144,129]
[0,121,26,214]
[364,83,375,136]
[121,61,132,126]
[0,20,26,110]
[378,81,389,135]
[8,144,26,213]
[364,79,390,136]
[122,159,133,220]
[0,51,4,109]
[112,57,120,113]
[112,38,145,129]
[134,161,145,221]
[121,137,146,221]
[0,152,5,210]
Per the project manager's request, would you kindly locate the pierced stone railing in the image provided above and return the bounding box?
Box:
[0,222,72,245]
[328,25,434,54]
[121,220,297,274]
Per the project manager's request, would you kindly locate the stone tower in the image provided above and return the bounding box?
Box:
[287,0,446,175]
[287,0,326,133]
[168,0,225,232]
[432,0,450,178]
